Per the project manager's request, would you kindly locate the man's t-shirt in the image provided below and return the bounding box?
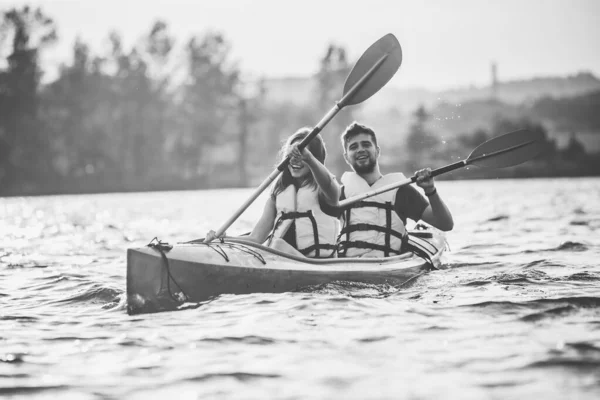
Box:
[393,185,429,225]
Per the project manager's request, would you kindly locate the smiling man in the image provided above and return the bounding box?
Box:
[337,122,454,258]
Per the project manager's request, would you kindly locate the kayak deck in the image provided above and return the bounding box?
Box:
[126,230,446,314]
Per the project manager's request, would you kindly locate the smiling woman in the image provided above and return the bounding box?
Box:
[205,128,341,258]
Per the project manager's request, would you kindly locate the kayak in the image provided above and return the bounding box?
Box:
[126,229,447,314]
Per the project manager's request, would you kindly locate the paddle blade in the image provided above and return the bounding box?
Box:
[467,129,545,169]
[341,33,402,107]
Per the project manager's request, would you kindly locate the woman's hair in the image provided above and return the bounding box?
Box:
[271,127,328,198]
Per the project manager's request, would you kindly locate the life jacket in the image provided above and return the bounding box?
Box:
[267,184,339,258]
[338,172,408,258]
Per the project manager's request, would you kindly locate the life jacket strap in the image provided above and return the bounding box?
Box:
[272,210,322,258]
[299,243,337,258]
[339,223,405,241]
[350,200,395,211]
[277,211,312,220]
[337,237,408,258]
[340,198,405,258]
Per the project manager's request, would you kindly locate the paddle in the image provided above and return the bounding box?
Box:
[208,34,402,240]
[338,128,545,208]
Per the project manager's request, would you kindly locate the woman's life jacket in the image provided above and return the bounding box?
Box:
[267,184,339,258]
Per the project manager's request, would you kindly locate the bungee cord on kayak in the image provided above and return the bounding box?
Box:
[198,242,230,262]
[182,238,267,265]
[147,238,190,303]
[193,241,268,265]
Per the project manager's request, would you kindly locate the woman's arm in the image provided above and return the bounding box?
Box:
[290,144,340,206]
[245,197,277,243]
[205,197,277,243]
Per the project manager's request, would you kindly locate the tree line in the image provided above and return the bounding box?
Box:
[0,6,358,195]
[397,105,600,179]
[1,6,598,196]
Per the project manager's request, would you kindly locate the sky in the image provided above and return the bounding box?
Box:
[1,0,599,90]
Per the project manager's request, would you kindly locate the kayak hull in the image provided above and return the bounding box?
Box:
[126,230,446,314]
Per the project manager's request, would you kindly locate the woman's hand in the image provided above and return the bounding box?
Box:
[204,229,225,243]
[289,143,314,165]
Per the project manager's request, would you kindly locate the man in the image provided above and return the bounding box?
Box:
[337,122,453,258]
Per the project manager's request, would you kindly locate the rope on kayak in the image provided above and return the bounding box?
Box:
[185,240,267,265]
[148,237,190,303]
[225,242,266,265]
[203,242,266,265]
[205,242,230,262]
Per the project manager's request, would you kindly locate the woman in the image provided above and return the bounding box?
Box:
[205,128,340,258]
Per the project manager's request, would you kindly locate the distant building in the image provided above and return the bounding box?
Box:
[491,61,498,100]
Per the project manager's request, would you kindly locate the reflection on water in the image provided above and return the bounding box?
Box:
[1,178,599,399]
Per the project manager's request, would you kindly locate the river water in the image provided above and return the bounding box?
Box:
[1,178,599,399]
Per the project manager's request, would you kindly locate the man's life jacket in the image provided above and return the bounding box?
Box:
[338,172,408,258]
[267,184,339,258]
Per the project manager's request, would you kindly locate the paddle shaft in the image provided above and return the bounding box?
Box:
[274,53,389,172]
[214,53,390,237]
[338,138,537,209]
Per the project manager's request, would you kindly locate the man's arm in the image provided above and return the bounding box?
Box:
[420,192,454,231]
[415,168,454,231]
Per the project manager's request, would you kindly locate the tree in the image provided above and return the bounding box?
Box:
[0,6,56,191]
[177,31,241,184]
[136,21,176,183]
[406,105,439,154]
[532,90,600,131]
[563,133,586,161]
[43,38,94,178]
[315,43,355,176]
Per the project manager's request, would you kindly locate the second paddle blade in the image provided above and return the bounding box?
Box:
[342,33,402,106]
[468,129,545,169]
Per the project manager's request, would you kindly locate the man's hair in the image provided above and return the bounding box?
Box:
[340,122,378,152]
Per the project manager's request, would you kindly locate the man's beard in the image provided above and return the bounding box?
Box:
[352,158,376,174]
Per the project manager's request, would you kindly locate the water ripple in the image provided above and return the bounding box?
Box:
[186,372,282,382]
[466,296,600,311]
[0,385,68,396]
[199,336,281,345]
[552,241,589,252]
[53,284,122,305]
[0,353,26,363]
